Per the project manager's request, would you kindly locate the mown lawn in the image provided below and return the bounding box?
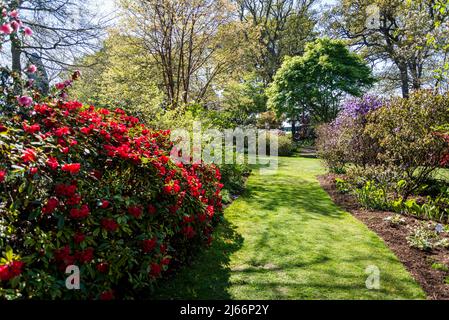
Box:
[154,157,425,300]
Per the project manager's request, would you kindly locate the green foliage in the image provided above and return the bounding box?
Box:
[267,38,375,124]
[384,214,406,227]
[431,262,449,272]
[365,91,449,198]
[354,181,389,211]
[407,224,449,251]
[335,178,350,194]
[70,34,164,125]
[277,135,295,157]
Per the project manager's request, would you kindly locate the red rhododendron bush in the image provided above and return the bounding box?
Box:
[0,94,223,299]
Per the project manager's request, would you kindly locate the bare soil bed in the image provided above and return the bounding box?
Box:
[318,174,449,300]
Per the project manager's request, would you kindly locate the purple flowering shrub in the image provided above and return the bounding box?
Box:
[317,95,385,173]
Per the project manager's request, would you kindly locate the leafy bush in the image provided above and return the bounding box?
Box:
[219,163,251,195]
[365,91,449,198]
[0,98,224,300]
[407,224,449,251]
[277,134,295,157]
[354,181,390,211]
[316,123,346,173]
[316,95,383,173]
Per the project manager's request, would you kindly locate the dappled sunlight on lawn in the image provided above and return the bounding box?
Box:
[154,157,425,300]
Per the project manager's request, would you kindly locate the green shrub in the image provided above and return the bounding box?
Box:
[407,224,449,251]
[365,91,449,198]
[354,181,390,211]
[277,135,295,157]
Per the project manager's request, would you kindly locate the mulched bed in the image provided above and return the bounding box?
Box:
[318,174,449,300]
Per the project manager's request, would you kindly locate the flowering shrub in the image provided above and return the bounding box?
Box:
[0,6,223,300]
[0,98,223,299]
[317,95,384,173]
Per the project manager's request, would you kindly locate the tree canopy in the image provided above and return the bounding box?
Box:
[267,38,375,131]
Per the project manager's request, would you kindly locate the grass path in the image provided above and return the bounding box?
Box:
[155,157,425,300]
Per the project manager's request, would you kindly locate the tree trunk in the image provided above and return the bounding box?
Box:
[11,39,21,73]
[398,63,409,98]
[291,119,297,142]
[11,38,22,94]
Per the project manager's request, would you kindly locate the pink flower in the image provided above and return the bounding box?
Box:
[23,27,33,36]
[10,21,20,31]
[0,23,13,35]
[27,65,37,74]
[55,82,66,90]
[9,10,19,18]
[17,96,33,107]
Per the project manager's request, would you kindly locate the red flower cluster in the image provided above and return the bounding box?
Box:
[1,95,224,299]
[142,238,157,253]
[0,261,24,281]
[42,197,59,215]
[128,206,143,219]
[101,218,119,232]
[61,163,81,174]
[70,204,90,219]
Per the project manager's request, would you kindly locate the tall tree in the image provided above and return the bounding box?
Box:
[70,34,163,124]
[329,0,449,97]
[4,0,107,80]
[267,38,375,137]
[121,0,247,109]
[235,0,317,85]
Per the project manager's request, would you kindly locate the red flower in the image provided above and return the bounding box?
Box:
[23,123,40,134]
[62,163,81,174]
[148,205,157,215]
[100,290,115,300]
[74,233,86,244]
[0,261,25,281]
[173,183,181,193]
[0,170,5,183]
[0,124,7,132]
[182,226,196,239]
[29,167,38,175]
[183,215,194,223]
[70,205,90,219]
[42,197,59,215]
[101,200,110,209]
[46,157,59,170]
[22,148,37,163]
[54,126,71,137]
[206,205,215,218]
[161,258,171,266]
[128,206,143,219]
[76,248,94,264]
[96,262,109,274]
[163,185,172,194]
[101,218,119,232]
[66,194,82,206]
[143,238,157,253]
[150,263,161,277]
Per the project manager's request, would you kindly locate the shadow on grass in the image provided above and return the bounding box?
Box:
[152,218,244,300]
[241,178,345,220]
